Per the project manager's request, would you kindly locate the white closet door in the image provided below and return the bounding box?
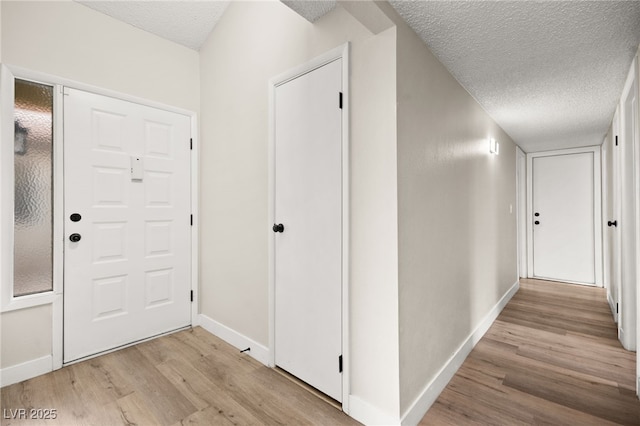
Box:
[274,59,343,401]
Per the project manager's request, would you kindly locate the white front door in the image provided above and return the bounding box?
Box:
[532,152,596,284]
[274,59,342,402]
[63,88,191,363]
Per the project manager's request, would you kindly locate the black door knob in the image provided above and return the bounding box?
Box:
[534,221,540,225]
[608,220,618,227]
[272,224,284,233]
[69,233,82,242]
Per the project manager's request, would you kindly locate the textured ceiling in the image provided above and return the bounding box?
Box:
[389,1,640,152]
[76,1,640,152]
[77,1,229,51]
[282,1,336,22]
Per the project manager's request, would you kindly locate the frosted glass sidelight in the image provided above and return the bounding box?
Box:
[13,79,54,297]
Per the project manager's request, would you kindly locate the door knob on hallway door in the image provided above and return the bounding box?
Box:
[534,221,540,225]
[273,224,284,233]
[69,233,82,242]
[608,220,618,227]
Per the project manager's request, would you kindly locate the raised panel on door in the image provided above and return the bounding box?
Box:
[532,152,595,284]
[64,88,191,363]
[274,59,342,402]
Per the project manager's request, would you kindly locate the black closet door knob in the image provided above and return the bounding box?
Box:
[69,233,82,242]
[608,220,618,227]
[534,221,540,225]
[272,224,284,233]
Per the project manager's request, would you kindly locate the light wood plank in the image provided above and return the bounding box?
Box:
[0,328,355,426]
[2,278,637,425]
[421,278,640,425]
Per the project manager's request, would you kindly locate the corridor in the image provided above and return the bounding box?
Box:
[422,278,640,425]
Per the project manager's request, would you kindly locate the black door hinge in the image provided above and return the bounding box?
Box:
[338,355,343,373]
[617,303,619,314]
[191,290,194,302]
[339,92,343,109]
[190,214,193,226]
[190,138,193,150]
[615,136,618,146]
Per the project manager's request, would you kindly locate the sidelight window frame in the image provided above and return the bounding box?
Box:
[1,64,64,314]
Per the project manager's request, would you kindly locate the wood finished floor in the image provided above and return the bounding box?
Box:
[1,278,638,425]
[421,278,640,425]
[0,327,357,426]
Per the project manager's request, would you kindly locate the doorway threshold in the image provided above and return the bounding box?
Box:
[274,366,342,411]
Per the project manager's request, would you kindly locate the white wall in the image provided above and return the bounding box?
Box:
[619,54,639,351]
[199,1,401,419]
[391,7,519,415]
[636,45,640,392]
[1,305,51,368]
[0,0,199,372]
[517,147,528,278]
[348,25,401,420]
[1,1,199,112]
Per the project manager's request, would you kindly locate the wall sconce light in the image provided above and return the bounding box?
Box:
[489,138,499,155]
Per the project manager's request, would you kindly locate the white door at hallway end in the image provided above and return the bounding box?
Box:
[531,152,596,285]
[63,88,192,363]
[273,58,343,402]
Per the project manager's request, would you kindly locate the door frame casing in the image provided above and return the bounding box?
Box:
[633,49,640,396]
[267,43,350,412]
[601,112,619,322]
[0,64,199,373]
[619,54,639,354]
[516,146,527,278]
[0,65,63,315]
[634,50,640,395]
[610,107,622,324]
[526,146,603,287]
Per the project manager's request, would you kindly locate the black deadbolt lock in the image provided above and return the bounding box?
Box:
[534,212,540,217]
[272,224,284,233]
[69,233,82,242]
[70,213,82,222]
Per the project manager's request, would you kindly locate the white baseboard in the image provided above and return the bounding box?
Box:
[620,327,636,351]
[0,355,52,388]
[198,314,269,366]
[348,395,401,426]
[400,280,520,426]
[607,292,618,323]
